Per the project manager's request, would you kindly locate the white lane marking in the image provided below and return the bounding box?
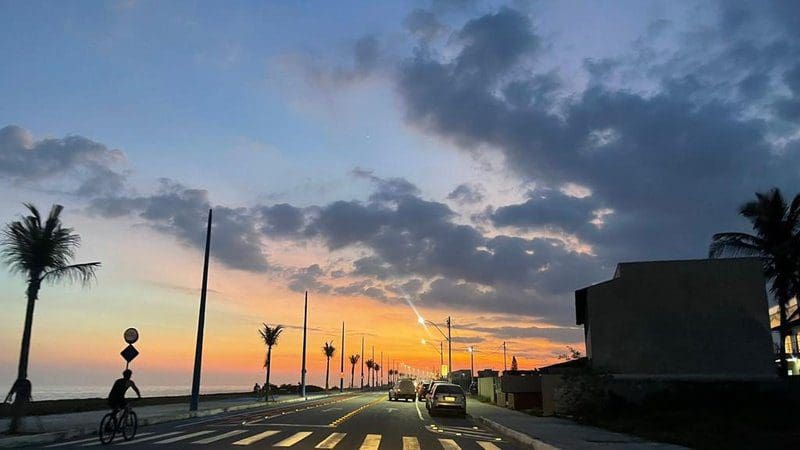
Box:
[273,431,314,447]
[359,434,382,450]
[47,434,155,447]
[154,430,215,444]
[114,431,184,445]
[315,432,347,448]
[477,442,502,450]
[233,430,281,446]
[438,439,461,450]
[414,398,424,421]
[193,429,248,443]
[321,407,343,412]
[403,436,421,450]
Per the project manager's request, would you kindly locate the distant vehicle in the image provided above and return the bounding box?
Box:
[469,381,478,394]
[417,382,431,401]
[424,380,448,408]
[389,378,416,402]
[426,383,466,417]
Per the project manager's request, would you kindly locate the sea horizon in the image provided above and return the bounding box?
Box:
[27,385,254,401]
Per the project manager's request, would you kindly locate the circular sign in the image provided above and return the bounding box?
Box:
[124,328,139,344]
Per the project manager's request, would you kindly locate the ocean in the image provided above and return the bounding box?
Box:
[30,385,253,401]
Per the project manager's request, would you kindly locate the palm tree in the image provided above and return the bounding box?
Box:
[258,324,284,401]
[322,341,336,390]
[348,354,360,388]
[365,359,375,387]
[710,188,800,377]
[1,204,100,432]
[374,363,381,387]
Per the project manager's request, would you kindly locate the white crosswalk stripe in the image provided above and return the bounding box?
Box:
[193,429,248,444]
[233,430,281,446]
[315,432,347,448]
[274,431,314,447]
[359,434,382,450]
[477,442,502,450]
[438,438,462,450]
[402,436,421,450]
[114,431,185,446]
[154,430,215,444]
[47,433,155,447]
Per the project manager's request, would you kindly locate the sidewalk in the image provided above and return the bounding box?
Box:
[0,393,338,448]
[467,399,686,449]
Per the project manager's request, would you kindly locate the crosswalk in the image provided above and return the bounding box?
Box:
[55,427,505,449]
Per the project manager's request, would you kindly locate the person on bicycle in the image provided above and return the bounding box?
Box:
[108,369,141,412]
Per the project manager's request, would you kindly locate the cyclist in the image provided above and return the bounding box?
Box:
[108,369,141,413]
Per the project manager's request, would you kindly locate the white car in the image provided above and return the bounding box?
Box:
[426,383,466,417]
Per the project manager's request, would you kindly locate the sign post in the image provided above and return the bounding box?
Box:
[121,327,139,369]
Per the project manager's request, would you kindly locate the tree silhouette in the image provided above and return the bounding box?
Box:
[710,188,800,376]
[365,359,375,387]
[258,324,284,401]
[1,204,100,433]
[511,356,518,371]
[374,363,381,387]
[348,354,360,388]
[322,341,336,390]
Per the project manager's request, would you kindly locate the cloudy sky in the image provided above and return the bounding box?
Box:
[1,0,798,392]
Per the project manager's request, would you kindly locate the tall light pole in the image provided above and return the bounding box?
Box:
[421,339,443,375]
[360,336,364,389]
[300,291,308,398]
[339,322,345,391]
[468,346,475,380]
[190,209,212,411]
[503,341,507,372]
[418,315,452,381]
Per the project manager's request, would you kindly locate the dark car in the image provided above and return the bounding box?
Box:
[427,383,466,417]
[389,378,417,402]
[469,380,478,394]
[417,382,431,401]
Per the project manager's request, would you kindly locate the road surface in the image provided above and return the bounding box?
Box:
[44,392,517,449]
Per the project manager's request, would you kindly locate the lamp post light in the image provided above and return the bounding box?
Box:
[468,346,475,381]
[418,315,452,381]
[421,339,444,377]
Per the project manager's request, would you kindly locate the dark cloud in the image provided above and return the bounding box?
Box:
[458,323,583,343]
[447,183,484,204]
[404,9,445,41]
[396,4,800,268]
[288,264,330,293]
[0,125,126,196]
[259,203,306,237]
[89,179,269,272]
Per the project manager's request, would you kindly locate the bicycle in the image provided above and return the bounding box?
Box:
[98,401,138,444]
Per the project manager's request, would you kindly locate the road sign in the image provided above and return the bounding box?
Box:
[121,344,139,362]
[124,327,139,344]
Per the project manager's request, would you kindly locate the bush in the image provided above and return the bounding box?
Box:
[553,368,612,420]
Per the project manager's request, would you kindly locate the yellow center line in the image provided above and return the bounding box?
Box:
[329,396,386,426]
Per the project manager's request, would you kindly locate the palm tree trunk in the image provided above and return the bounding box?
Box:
[9,279,39,433]
[265,346,272,402]
[350,363,355,388]
[325,357,330,390]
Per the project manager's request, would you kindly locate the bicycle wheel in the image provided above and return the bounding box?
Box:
[121,410,138,441]
[98,413,116,444]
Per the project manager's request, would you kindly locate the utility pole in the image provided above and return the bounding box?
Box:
[190,209,212,411]
[503,341,507,372]
[371,345,375,387]
[339,322,345,391]
[380,351,383,386]
[360,336,364,389]
[300,291,308,398]
[447,316,452,382]
[469,347,475,380]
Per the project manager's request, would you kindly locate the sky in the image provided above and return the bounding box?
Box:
[1,0,799,394]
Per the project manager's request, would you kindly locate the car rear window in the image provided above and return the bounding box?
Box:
[435,385,463,394]
[399,380,415,389]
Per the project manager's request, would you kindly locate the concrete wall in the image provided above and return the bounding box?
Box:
[477,377,499,404]
[582,258,775,378]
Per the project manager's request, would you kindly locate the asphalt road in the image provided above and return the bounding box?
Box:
[43,392,517,449]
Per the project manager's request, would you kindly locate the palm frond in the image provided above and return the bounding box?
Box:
[349,354,360,364]
[323,341,336,357]
[259,323,284,347]
[41,262,101,285]
[708,232,763,258]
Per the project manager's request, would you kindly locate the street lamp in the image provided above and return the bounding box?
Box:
[421,339,444,376]
[418,315,452,381]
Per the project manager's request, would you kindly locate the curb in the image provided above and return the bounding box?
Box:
[0,392,345,448]
[476,416,561,450]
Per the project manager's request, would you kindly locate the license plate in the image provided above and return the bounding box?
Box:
[444,396,456,401]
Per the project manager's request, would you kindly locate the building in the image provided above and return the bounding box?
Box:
[769,298,800,376]
[575,258,776,379]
